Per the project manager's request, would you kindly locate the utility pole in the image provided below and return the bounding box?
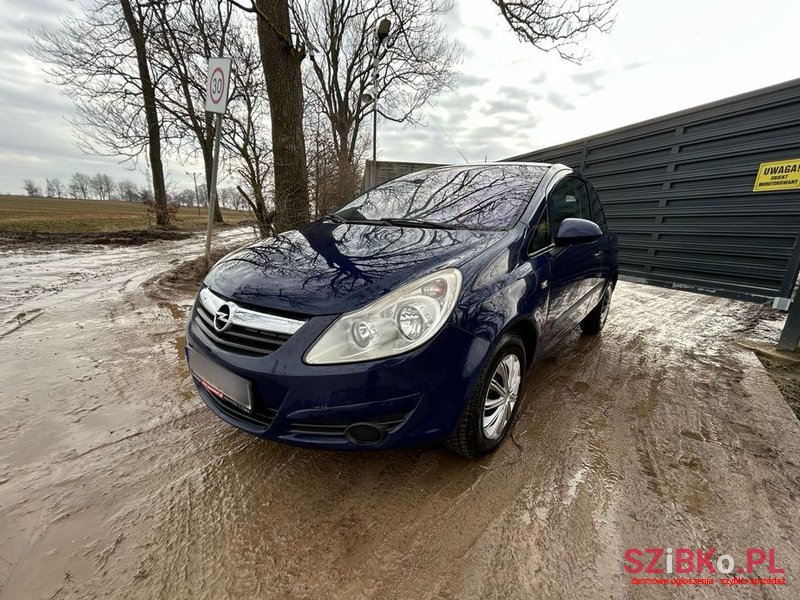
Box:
[187,171,201,215]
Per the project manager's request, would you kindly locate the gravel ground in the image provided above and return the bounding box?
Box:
[0,233,798,599]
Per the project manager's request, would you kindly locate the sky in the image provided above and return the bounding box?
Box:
[1,0,799,195]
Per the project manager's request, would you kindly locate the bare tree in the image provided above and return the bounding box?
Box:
[69,172,91,199]
[119,0,170,223]
[293,0,460,211]
[306,109,335,218]
[231,0,310,233]
[91,173,115,200]
[23,180,41,197]
[304,103,368,217]
[147,0,230,224]
[45,177,63,197]
[231,0,615,223]
[174,188,196,206]
[33,0,172,225]
[223,20,274,236]
[118,179,140,202]
[217,186,238,210]
[491,0,615,62]
[145,0,280,232]
[53,177,64,197]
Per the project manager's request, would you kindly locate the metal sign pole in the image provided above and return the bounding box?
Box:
[203,56,232,268]
[205,112,224,266]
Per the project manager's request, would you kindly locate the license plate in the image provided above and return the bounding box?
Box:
[187,347,253,412]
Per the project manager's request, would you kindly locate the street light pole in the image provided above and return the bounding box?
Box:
[372,81,378,163]
[371,18,391,164]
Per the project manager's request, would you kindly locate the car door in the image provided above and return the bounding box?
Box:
[544,175,602,339]
[523,205,553,354]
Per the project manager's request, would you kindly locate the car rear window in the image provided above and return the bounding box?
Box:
[336,165,547,230]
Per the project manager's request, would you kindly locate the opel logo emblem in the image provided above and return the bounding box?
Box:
[213,303,234,332]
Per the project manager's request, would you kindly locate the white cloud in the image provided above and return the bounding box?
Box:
[379,0,800,163]
[2,0,800,193]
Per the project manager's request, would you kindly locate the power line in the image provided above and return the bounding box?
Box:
[428,113,470,163]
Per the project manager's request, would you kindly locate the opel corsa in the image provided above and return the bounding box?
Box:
[186,163,618,458]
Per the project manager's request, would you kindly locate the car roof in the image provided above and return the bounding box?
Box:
[368,162,573,192]
[422,161,567,172]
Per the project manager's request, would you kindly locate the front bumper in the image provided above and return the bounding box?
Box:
[185,306,491,450]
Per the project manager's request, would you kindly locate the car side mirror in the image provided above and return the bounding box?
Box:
[555,218,602,245]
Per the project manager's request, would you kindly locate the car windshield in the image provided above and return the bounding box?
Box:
[334,165,547,230]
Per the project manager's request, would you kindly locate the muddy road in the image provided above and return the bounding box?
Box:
[1,234,799,599]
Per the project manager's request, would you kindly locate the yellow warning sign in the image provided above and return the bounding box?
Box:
[753,158,800,192]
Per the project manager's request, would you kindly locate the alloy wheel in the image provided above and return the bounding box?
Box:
[482,354,522,440]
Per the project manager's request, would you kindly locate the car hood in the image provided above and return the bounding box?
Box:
[204,221,507,316]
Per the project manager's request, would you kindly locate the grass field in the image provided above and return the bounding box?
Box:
[0,195,248,234]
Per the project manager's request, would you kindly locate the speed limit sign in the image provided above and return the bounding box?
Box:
[205,57,232,114]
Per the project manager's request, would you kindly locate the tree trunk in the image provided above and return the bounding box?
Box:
[254,0,309,233]
[237,184,272,238]
[119,0,169,227]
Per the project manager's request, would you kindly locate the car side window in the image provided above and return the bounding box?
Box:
[528,208,550,254]
[548,176,592,236]
[587,183,608,232]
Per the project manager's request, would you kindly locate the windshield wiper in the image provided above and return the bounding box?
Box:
[324,214,449,229]
[322,213,348,223]
[323,213,391,225]
[382,218,448,230]
[323,214,393,226]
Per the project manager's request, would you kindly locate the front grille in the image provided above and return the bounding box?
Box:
[288,413,408,438]
[193,302,292,357]
[196,383,278,429]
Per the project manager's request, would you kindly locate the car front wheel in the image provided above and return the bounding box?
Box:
[446,333,526,459]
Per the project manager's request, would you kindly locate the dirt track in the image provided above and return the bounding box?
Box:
[1,232,799,599]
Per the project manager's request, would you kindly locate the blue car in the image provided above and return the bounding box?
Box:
[185,163,618,458]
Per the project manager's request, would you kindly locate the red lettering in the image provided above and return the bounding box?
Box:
[676,548,694,573]
[747,548,766,573]
[624,549,643,574]
[696,548,716,574]
[645,548,664,574]
[768,548,784,574]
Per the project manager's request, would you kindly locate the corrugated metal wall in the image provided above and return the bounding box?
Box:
[362,160,446,192]
[506,79,800,302]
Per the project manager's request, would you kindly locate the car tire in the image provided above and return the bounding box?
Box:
[580,282,613,335]
[445,333,526,459]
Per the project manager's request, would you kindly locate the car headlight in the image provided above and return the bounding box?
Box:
[305,268,463,364]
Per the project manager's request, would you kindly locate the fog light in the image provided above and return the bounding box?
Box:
[344,422,385,445]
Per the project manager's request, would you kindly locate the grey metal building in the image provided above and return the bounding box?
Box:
[506,78,800,303]
[362,160,446,192]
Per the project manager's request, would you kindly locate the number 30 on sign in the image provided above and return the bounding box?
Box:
[205,57,232,114]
